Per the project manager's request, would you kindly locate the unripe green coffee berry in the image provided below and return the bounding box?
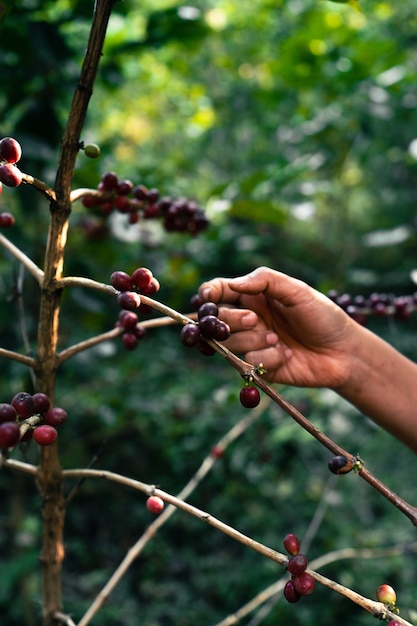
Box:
[84,143,101,158]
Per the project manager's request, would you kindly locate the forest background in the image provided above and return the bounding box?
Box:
[1,1,417,625]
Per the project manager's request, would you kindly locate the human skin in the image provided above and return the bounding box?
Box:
[199,267,417,452]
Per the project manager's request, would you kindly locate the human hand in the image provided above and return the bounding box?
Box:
[199,267,359,389]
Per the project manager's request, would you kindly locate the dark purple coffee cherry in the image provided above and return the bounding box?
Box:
[284,580,301,603]
[328,455,349,475]
[0,212,15,227]
[131,267,153,291]
[239,386,260,408]
[110,271,133,292]
[180,323,201,347]
[198,315,220,339]
[101,171,118,191]
[0,163,23,187]
[0,403,17,423]
[0,421,20,448]
[214,320,231,341]
[117,291,141,310]
[118,310,139,331]
[44,407,68,427]
[11,392,34,419]
[122,332,139,350]
[198,337,216,356]
[293,572,315,596]
[287,554,308,576]
[0,137,22,163]
[283,533,300,556]
[198,302,218,319]
[32,393,51,414]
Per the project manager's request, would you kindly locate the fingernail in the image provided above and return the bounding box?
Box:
[242,312,257,326]
[266,332,279,345]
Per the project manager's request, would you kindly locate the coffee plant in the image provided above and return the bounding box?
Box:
[1,2,417,626]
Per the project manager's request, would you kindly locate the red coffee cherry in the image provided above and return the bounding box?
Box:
[0,421,20,449]
[122,332,139,350]
[131,267,153,291]
[283,533,301,556]
[117,291,141,311]
[32,392,51,414]
[44,407,68,427]
[0,212,15,227]
[0,403,17,423]
[146,496,165,514]
[283,580,301,603]
[239,386,260,408]
[110,271,133,292]
[33,425,58,446]
[293,572,315,596]
[0,163,23,187]
[0,137,22,164]
[11,392,35,419]
[287,554,308,576]
[180,323,201,347]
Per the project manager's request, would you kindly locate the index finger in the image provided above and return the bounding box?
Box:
[199,277,242,305]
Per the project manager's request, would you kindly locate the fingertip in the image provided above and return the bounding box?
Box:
[241,311,258,327]
[266,332,279,346]
[200,286,211,301]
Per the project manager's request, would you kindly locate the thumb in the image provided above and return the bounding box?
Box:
[229,267,310,307]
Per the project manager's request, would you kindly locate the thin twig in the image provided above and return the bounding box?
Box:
[0,347,36,367]
[69,188,103,203]
[2,457,38,476]
[72,404,266,626]
[21,172,56,202]
[252,372,417,527]
[60,467,412,626]
[53,611,77,626]
[56,316,184,364]
[0,232,44,285]
[216,543,417,626]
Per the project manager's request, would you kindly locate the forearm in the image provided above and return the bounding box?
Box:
[335,325,417,452]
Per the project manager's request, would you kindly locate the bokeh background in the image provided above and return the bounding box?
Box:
[1,1,417,624]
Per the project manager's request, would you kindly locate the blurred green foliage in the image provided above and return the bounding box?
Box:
[1,1,417,625]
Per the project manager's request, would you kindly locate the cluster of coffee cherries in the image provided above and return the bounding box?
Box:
[111,266,158,350]
[0,136,23,228]
[0,391,67,451]
[81,171,209,235]
[328,289,417,325]
[376,584,400,623]
[180,301,231,356]
[282,533,315,603]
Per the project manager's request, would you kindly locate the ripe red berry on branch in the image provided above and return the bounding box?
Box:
[33,424,58,446]
[0,137,22,164]
[146,496,165,514]
[283,533,301,556]
[239,385,261,408]
[0,162,23,187]
[0,421,20,449]
[0,212,15,227]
